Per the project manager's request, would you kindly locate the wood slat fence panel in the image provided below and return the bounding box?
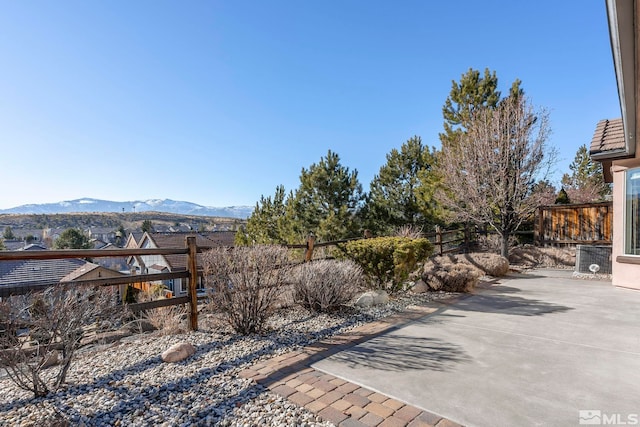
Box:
[535,202,612,245]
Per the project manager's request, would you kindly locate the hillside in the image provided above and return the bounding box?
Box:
[0,212,245,235]
[0,198,253,218]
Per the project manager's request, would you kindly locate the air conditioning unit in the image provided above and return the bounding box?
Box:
[575,245,612,274]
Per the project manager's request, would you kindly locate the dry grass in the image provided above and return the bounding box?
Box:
[393,224,424,239]
[142,306,188,336]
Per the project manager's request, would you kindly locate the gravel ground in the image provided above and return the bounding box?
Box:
[0,292,450,427]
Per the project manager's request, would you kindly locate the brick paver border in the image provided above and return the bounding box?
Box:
[239,298,466,427]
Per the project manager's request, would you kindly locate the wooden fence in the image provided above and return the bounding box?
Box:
[535,202,613,245]
[293,226,476,261]
[0,237,203,330]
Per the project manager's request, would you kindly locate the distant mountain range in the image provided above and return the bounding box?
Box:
[0,198,253,219]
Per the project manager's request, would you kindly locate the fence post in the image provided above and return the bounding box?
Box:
[186,236,198,331]
[435,225,443,256]
[305,233,316,262]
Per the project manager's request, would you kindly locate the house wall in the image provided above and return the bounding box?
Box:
[611,159,640,290]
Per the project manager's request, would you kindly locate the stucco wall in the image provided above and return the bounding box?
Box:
[611,160,640,290]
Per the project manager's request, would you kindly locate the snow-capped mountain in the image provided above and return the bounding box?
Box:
[0,198,253,218]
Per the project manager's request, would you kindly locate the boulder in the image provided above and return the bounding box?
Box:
[161,342,196,363]
[355,290,389,308]
[372,290,389,305]
[41,350,59,368]
[354,293,374,308]
[409,280,429,294]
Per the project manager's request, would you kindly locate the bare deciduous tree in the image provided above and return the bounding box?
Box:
[0,286,120,397]
[437,95,554,257]
[202,245,291,334]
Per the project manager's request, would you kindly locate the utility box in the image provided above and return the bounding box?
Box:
[575,245,612,274]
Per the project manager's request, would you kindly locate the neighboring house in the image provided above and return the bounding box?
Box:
[127,232,234,296]
[3,240,27,251]
[86,227,117,243]
[93,243,131,273]
[590,0,640,290]
[60,262,127,299]
[60,262,127,282]
[90,238,109,249]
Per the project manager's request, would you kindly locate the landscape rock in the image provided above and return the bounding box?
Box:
[161,342,196,363]
[355,290,389,308]
[409,280,429,294]
[41,351,59,368]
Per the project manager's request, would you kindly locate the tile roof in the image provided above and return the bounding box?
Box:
[0,258,88,288]
[144,232,235,270]
[590,118,626,155]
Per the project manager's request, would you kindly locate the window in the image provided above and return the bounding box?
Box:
[180,279,187,293]
[625,167,640,255]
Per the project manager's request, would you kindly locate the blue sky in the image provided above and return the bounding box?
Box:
[0,1,620,210]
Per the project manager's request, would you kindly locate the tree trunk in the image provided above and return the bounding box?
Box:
[500,231,510,259]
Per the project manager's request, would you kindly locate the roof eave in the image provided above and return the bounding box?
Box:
[607,0,636,158]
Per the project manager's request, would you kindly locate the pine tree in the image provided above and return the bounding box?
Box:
[561,145,611,203]
[440,68,501,149]
[235,185,300,245]
[555,188,571,204]
[53,228,92,249]
[141,220,154,233]
[294,150,364,241]
[365,136,440,234]
[3,226,15,240]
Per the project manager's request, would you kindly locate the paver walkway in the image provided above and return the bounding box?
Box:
[239,303,464,427]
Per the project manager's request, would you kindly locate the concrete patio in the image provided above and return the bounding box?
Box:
[313,269,640,426]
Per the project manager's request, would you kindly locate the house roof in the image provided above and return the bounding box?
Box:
[590,118,626,156]
[4,240,26,251]
[60,262,101,281]
[60,262,127,282]
[0,258,88,288]
[141,232,234,270]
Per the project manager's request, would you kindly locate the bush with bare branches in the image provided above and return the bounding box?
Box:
[202,245,291,334]
[291,259,364,312]
[0,286,120,397]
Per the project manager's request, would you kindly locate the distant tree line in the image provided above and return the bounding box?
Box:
[236,68,610,256]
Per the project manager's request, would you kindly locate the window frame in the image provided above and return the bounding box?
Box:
[624,166,640,255]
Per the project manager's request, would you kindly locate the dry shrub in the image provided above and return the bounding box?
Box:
[456,253,509,276]
[144,306,187,335]
[509,245,575,268]
[291,259,364,312]
[0,286,121,397]
[137,287,187,335]
[203,245,291,335]
[394,224,424,239]
[422,258,481,292]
